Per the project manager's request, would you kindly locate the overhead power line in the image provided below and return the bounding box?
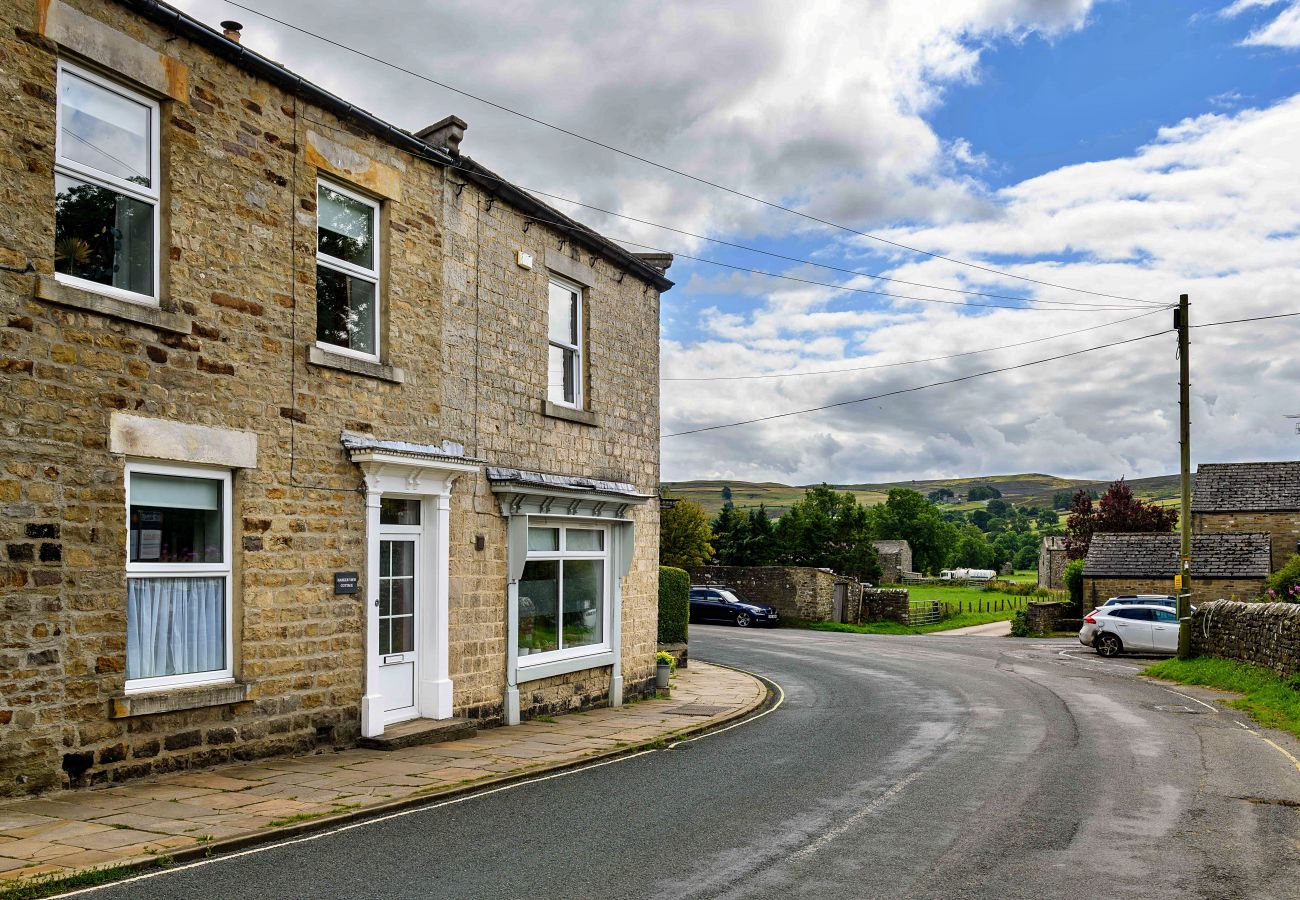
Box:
[1191,310,1300,328]
[662,309,1167,381]
[224,0,1157,305]
[662,329,1173,437]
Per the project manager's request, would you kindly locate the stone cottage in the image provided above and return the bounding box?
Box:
[1192,461,1300,571]
[1082,532,1270,608]
[872,539,914,583]
[0,0,671,795]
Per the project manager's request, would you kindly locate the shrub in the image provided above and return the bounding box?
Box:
[1064,559,1085,608]
[658,566,690,643]
[1009,609,1030,637]
[1264,554,1300,603]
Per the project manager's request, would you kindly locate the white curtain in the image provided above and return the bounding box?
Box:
[127,577,225,680]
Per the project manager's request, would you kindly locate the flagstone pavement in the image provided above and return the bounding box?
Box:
[0,662,765,889]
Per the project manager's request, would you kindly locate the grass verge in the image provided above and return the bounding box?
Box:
[1144,656,1300,739]
[0,863,142,900]
[795,609,1015,636]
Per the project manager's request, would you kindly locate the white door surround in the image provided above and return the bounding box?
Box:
[346,437,479,739]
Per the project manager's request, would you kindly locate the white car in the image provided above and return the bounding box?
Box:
[1079,604,1181,657]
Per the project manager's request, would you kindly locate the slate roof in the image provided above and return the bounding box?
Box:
[1192,461,1300,512]
[485,467,652,499]
[1085,532,1271,579]
[872,540,909,555]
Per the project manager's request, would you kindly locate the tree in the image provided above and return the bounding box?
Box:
[967,485,1002,502]
[743,505,778,566]
[927,488,955,503]
[865,488,961,575]
[659,500,713,568]
[774,485,881,583]
[710,504,747,566]
[1036,508,1059,527]
[1013,544,1039,570]
[969,509,993,530]
[949,527,995,569]
[1065,481,1178,560]
[720,485,734,510]
[986,498,1010,517]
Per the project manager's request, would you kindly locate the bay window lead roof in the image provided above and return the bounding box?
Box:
[120,0,672,292]
[486,467,652,500]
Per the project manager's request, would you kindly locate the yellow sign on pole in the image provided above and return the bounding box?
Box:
[1174,574,1183,589]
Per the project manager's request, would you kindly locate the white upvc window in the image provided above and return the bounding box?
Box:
[53,61,161,305]
[517,522,610,665]
[124,461,233,693]
[316,180,381,361]
[547,277,583,407]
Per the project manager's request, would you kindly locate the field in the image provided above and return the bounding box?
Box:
[789,581,1062,636]
[664,472,1185,518]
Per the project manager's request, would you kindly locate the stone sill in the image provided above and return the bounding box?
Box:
[542,400,601,428]
[308,345,405,383]
[109,681,250,718]
[35,275,192,335]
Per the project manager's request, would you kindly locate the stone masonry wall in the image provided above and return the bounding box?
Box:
[1084,576,1264,610]
[1024,602,1073,636]
[852,589,909,625]
[686,565,850,622]
[1195,511,1300,572]
[1038,543,1067,590]
[0,0,662,794]
[1189,600,1300,677]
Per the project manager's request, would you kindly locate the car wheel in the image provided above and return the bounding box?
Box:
[735,611,752,628]
[1095,633,1123,658]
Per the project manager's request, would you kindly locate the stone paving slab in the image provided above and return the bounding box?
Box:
[0,662,765,891]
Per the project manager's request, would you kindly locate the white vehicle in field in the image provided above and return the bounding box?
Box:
[939,568,997,582]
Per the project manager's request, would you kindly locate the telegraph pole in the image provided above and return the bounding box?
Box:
[1176,294,1193,659]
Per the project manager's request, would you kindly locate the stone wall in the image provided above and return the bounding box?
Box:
[1084,576,1264,609]
[1024,602,1075,636]
[685,565,857,622]
[1189,600,1300,677]
[851,589,910,625]
[1038,539,1067,590]
[1195,511,1300,571]
[0,0,663,795]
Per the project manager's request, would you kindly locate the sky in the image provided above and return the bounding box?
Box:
[171,0,1300,485]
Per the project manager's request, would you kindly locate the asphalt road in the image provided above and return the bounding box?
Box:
[85,627,1300,900]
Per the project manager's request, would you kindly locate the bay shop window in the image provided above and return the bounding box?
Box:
[125,462,232,691]
[518,524,608,659]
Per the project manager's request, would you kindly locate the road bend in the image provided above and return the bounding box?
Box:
[86,626,1299,900]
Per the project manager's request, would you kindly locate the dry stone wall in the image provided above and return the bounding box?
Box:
[852,589,910,625]
[1189,600,1300,677]
[686,565,857,622]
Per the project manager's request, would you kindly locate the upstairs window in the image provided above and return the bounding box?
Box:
[54,62,160,304]
[316,181,380,360]
[547,277,583,407]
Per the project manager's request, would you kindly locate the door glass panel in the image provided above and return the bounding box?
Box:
[378,539,415,656]
[519,560,559,655]
[380,497,421,525]
[563,559,603,649]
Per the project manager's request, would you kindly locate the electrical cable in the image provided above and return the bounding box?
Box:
[222,0,1158,305]
[661,328,1173,437]
[1191,311,1300,328]
[663,308,1167,381]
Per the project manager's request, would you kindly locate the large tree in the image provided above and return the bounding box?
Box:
[659,500,714,568]
[774,485,881,582]
[1066,480,1178,560]
[865,488,961,575]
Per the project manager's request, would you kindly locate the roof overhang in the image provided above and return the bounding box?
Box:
[487,466,653,521]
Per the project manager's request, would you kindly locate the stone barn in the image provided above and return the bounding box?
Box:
[1082,532,1271,608]
[1192,461,1300,571]
[1038,536,1068,590]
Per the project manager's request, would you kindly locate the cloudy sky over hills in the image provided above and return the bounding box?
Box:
[176,0,1300,484]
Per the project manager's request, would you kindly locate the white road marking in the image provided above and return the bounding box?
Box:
[787,770,922,861]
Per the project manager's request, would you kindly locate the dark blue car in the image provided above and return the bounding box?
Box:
[688,585,780,628]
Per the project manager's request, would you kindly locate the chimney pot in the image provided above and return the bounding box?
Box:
[416,115,468,157]
[220,20,243,43]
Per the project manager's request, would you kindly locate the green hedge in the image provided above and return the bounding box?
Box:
[1065,559,1085,608]
[658,566,690,644]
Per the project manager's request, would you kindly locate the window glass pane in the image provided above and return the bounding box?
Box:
[126,576,225,679]
[519,560,559,655]
[563,559,603,649]
[548,344,575,404]
[55,174,153,296]
[548,281,577,344]
[565,529,603,551]
[380,498,421,525]
[316,265,376,354]
[60,71,151,187]
[129,474,223,564]
[528,527,559,551]
[317,184,375,269]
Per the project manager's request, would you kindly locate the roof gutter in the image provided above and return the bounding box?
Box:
[119,0,455,167]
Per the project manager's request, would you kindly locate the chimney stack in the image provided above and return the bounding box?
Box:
[416,115,468,157]
[220,20,243,43]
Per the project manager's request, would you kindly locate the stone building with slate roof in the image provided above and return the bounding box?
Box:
[0,0,671,794]
[1192,461,1300,571]
[872,540,914,583]
[1082,532,1271,607]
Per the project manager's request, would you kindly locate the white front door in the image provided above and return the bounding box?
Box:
[376,529,419,725]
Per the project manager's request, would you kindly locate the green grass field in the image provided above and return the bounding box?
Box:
[1143,657,1300,739]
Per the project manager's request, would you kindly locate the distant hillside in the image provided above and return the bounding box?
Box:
[663,472,1187,519]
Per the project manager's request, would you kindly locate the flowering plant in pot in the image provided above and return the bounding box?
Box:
[655,650,676,689]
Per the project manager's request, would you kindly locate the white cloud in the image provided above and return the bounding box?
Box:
[1220,0,1300,47]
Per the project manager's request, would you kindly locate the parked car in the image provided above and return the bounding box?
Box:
[1079,604,1181,657]
[1099,594,1177,610]
[688,586,780,627]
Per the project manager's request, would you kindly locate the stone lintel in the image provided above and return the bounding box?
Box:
[40,0,189,101]
[544,248,598,287]
[110,412,258,468]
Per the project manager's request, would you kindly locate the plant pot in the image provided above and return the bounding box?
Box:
[655,662,671,689]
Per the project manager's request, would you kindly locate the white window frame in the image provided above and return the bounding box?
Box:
[315,179,382,363]
[124,460,234,693]
[517,520,610,670]
[53,60,161,307]
[547,275,583,408]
